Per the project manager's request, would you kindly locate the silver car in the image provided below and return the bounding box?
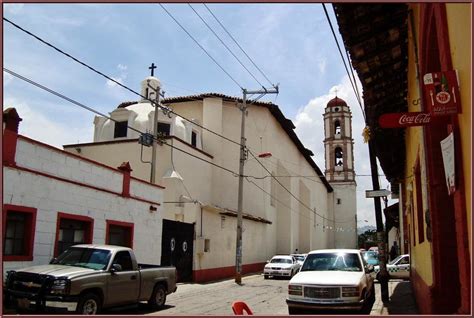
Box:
[264,255,301,279]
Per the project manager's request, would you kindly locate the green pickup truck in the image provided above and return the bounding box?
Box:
[4,244,177,314]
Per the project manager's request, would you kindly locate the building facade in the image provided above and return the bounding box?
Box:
[3,108,165,273]
[63,77,358,282]
[334,3,471,314]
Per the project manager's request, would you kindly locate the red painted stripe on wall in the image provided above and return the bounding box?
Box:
[193,262,266,283]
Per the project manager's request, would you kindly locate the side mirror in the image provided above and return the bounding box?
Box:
[266,260,270,264]
[110,263,122,273]
[366,265,374,273]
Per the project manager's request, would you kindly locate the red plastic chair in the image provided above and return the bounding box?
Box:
[232,301,254,315]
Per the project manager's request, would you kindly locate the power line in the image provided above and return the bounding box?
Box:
[248,149,354,224]
[203,3,275,88]
[322,4,366,122]
[2,17,245,149]
[188,4,265,88]
[158,4,243,90]
[3,68,241,178]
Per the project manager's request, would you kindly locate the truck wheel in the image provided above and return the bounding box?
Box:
[76,293,101,315]
[149,284,167,310]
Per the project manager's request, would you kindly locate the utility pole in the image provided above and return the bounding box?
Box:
[368,138,390,302]
[148,63,166,184]
[235,86,278,284]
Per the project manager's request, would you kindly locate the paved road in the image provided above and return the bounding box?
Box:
[105,273,290,315]
[106,273,376,316]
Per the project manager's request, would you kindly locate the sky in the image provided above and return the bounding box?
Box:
[3,3,394,229]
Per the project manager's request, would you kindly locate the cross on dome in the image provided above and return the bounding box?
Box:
[149,63,157,76]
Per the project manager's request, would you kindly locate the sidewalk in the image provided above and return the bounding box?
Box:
[371,279,419,315]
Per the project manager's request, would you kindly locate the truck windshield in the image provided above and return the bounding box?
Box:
[301,252,362,272]
[54,247,111,270]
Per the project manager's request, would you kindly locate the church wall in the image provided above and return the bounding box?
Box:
[63,92,334,282]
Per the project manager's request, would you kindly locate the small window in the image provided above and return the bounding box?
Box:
[55,213,93,256]
[112,251,133,271]
[3,205,37,261]
[114,121,128,138]
[106,220,133,248]
[204,239,210,252]
[157,122,171,136]
[191,131,197,147]
[337,198,342,205]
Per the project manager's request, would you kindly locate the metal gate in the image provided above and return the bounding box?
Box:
[161,219,194,282]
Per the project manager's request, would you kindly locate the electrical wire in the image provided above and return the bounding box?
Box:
[188,3,265,88]
[248,149,354,224]
[203,3,275,88]
[2,17,243,149]
[322,4,366,122]
[158,4,243,90]
[3,68,241,178]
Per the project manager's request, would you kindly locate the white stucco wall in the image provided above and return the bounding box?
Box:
[3,137,164,274]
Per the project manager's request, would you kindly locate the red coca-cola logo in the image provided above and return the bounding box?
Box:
[398,113,431,125]
[379,112,432,128]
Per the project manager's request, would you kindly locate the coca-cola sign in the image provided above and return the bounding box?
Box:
[379,112,432,128]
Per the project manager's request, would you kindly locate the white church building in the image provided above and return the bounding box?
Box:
[61,73,358,282]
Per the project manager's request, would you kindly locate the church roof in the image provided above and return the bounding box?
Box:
[327,96,348,107]
[115,93,332,192]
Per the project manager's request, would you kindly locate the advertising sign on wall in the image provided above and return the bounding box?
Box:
[379,112,431,128]
[423,70,461,116]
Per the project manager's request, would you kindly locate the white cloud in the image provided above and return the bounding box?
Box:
[4,97,93,148]
[294,74,392,228]
[106,77,124,87]
[106,64,128,88]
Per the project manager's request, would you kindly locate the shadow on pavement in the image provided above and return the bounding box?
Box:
[386,281,419,314]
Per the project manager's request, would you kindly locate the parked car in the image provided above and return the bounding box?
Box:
[374,254,410,280]
[363,251,379,266]
[4,244,177,314]
[290,254,307,266]
[286,249,375,314]
[264,255,301,279]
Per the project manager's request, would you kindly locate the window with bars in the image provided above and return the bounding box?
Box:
[3,205,36,261]
[56,213,93,256]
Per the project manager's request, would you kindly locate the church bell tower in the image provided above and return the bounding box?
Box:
[323,96,357,248]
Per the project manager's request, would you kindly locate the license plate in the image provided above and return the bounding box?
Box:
[272,271,280,274]
[17,298,31,309]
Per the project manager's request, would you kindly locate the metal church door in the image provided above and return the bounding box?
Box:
[161,219,194,282]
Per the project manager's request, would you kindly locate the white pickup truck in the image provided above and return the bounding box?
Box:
[4,244,177,314]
